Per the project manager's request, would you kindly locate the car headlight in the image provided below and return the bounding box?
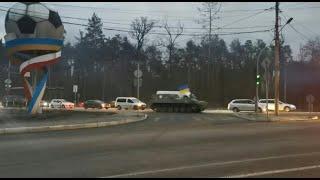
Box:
[43,102,48,106]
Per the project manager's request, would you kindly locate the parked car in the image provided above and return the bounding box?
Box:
[49,99,74,109]
[1,95,27,107]
[115,97,146,110]
[258,99,296,112]
[84,100,110,109]
[76,101,84,107]
[40,100,49,107]
[227,99,266,112]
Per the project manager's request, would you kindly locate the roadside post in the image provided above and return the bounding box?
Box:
[73,85,78,105]
[134,69,143,117]
[306,94,315,114]
[262,58,271,120]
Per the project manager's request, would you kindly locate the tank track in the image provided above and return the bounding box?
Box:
[150,103,202,113]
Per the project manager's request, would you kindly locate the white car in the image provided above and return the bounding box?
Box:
[50,99,74,109]
[228,99,266,112]
[115,97,146,110]
[258,99,296,112]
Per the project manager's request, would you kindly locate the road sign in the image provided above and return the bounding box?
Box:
[134,70,143,78]
[134,78,142,87]
[4,79,12,84]
[73,85,78,93]
[306,94,315,103]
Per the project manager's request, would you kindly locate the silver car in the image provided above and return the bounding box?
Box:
[258,99,296,112]
[228,99,266,112]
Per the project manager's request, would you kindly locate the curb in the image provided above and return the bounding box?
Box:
[0,114,148,135]
[233,113,319,122]
[232,113,272,122]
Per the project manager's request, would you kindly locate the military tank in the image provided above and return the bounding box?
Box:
[149,91,208,113]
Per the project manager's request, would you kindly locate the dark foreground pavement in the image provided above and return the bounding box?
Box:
[1,111,320,177]
[0,108,144,128]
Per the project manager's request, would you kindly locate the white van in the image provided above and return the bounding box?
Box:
[115,97,146,110]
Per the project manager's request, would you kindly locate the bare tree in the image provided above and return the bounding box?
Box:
[129,16,155,98]
[162,18,184,75]
[197,2,222,90]
[130,17,155,59]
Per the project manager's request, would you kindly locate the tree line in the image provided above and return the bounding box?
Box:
[1,6,320,110]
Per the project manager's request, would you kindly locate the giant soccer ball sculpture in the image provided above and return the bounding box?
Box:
[4,2,64,115]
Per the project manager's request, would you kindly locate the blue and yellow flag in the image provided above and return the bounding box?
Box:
[178,84,191,96]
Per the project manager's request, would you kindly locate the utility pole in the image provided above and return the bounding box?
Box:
[137,62,140,99]
[208,7,212,91]
[274,2,280,116]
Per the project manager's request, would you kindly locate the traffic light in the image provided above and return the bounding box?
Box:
[256,75,261,85]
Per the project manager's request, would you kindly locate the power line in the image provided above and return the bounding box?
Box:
[281,12,320,38]
[0,8,273,37]
[44,2,279,14]
[284,6,320,10]
[219,7,274,29]
[0,6,274,31]
[280,14,311,41]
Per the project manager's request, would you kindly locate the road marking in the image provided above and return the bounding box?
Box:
[100,151,320,178]
[154,117,160,122]
[223,164,320,178]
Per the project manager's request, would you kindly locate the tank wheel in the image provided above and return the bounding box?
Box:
[186,106,192,113]
[158,106,166,112]
[180,106,186,113]
[191,105,198,113]
[155,105,162,112]
[174,106,180,113]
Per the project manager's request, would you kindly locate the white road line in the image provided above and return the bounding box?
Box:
[100,151,320,178]
[223,164,320,178]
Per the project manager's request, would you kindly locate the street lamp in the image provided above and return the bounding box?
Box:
[280,17,293,32]
[254,17,293,112]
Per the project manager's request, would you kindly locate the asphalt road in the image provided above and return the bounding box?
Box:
[1,111,320,177]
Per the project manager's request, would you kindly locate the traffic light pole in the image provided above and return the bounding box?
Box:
[255,47,268,112]
[137,62,140,99]
[274,2,280,116]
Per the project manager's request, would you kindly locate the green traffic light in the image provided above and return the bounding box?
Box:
[256,74,260,85]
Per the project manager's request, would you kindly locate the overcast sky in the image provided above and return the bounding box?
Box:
[1,2,319,60]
